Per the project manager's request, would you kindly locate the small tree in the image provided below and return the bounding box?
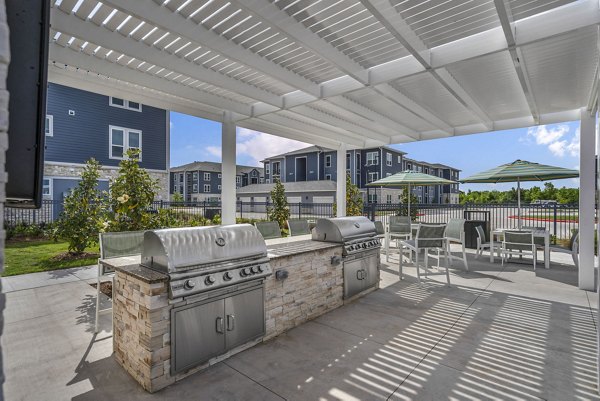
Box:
[171,192,184,203]
[267,179,289,230]
[55,158,106,255]
[333,173,364,216]
[397,188,418,221]
[108,148,160,231]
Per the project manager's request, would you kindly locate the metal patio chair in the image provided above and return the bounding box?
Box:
[255,221,282,239]
[475,225,500,259]
[287,219,311,236]
[399,223,450,286]
[501,231,537,270]
[385,215,412,262]
[95,230,146,333]
[444,218,468,271]
[549,230,579,268]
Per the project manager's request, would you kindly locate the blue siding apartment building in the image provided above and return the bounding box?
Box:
[43,83,169,213]
[262,146,460,204]
[170,162,263,202]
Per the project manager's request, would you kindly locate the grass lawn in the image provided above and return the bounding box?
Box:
[4,240,99,276]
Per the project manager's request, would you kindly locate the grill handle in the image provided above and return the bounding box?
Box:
[216,317,224,334]
[227,314,235,331]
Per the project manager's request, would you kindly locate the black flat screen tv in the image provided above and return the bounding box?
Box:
[5,0,50,208]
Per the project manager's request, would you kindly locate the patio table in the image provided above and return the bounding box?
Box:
[489,228,550,269]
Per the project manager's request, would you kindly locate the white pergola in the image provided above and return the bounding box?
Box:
[48,0,599,291]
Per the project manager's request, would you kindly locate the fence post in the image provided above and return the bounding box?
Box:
[370,203,376,222]
[298,202,302,219]
[239,201,243,219]
[553,203,558,244]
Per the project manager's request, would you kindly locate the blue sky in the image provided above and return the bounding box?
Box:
[170,111,580,192]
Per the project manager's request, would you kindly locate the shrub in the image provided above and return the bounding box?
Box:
[108,149,159,231]
[171,192,184,203]
[54,159,107,254]
[397,188,419,221]
[6,222,54,241]
[267,180,289,230]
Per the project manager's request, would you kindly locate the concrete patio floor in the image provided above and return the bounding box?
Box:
[1,247,597,401]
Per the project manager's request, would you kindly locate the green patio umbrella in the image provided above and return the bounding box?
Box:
[460,160,579,229]
[367,170,456,215]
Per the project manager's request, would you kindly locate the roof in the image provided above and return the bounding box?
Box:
[171,161,264,175]
[261,146,333,162]
[48,1,598,150]
[236,180,337,194]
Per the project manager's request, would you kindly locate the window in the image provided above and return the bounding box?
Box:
[366,152,379,166]
[110,97,142,112]
[236,176,241,184]
[272,162,281,177]
[356,153,361,169]
[386,153,392,166]
[398,155,402,163]
[218,174,222,179]
[45,115,53,137]
[325,155,332,168]
[386,194,392,203]
[218,185,221,190]
[109,126,142,160]
[203,172,210,181]
[192,172,198,181]
[259,178,264,184]
[407,163,412,170]
[346,153,350,168]
[42,179,51,196]
[252,170,257,176]
[368,172,379,183]
[425,168,429,174]
[192,184,198,193]
[266,179,270,183]
[203,184,210,193]
[265,163,270,175]
[325,174,331,180]
[368,193,377,203]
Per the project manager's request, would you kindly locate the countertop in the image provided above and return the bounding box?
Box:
[102,236,342,279]
[266,235,341,259]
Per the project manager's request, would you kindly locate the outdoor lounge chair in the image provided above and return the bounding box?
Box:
[444,218,468,271]
[255,221,282,239]
[95,230,146,333]
[501,231,537,270]
[374,221,385,239]
[385,215,412,262]
[399,223,450,287]
[287,219,310,236]
[475,225,500,259]
[549,230,579,268]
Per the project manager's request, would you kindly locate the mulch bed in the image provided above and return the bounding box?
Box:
[90,281,113,299]
[51,251,99,262]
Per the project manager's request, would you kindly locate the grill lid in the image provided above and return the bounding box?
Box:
[312,216,376,243]
[141,224,267,274]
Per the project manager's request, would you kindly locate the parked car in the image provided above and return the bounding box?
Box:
[530,200,558,207]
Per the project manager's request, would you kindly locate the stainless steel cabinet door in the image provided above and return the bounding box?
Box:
[344,258,364,299]
[224,288,265,349]
[173,299,225,373]
[363,253,380,290]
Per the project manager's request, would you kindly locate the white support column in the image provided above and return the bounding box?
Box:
[579,107,596,290]
[336,144,347,217]
[221,111,236,226]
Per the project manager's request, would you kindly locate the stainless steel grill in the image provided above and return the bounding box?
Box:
[312,217,381,299]
[312,216,381,255]
[141,224,272,300]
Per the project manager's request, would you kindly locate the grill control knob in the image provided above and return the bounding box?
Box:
[204,276,215,285]
[223,271,233,281]
[251,265,259,274]
[240,268,249,277]
[257,265,264,273]
[184,280,195,290]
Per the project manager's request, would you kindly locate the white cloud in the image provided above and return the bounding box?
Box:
[200,129,309,165]
[525,124,579,158]
[206,146,222,157]
[527,124,569,145]
[235,128,308,165]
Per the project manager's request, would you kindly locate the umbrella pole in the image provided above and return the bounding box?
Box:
[517,178,521,230]
[408,183,411,220]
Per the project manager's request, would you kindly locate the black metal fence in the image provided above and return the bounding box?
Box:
[4,200,581,240]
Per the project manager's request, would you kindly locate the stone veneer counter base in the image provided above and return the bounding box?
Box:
[111,237,378,393]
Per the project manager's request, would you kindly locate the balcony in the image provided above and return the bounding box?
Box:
[1,247,595,400]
